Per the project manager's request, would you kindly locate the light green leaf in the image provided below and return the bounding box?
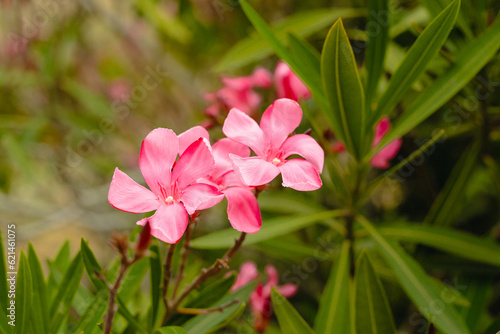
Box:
[355,251,397,334]
[28,244,49,334]
[424,140,480,227]
[271,287,315,334]
[73,290,108,334]
[321,18,366,159]
[117,295,148,334]
[358,216,470,334]
[287,33,322,96]
[17,251,32,334]
[216,7,366,72]
[314,241,351,334]
[185,273,236,309]
[375,15,500,149]
[372,0,460,124]
[118,257,148,301]
[154,327,188,334]
[365,0,390,108]
[81,238,106,291]
[0,227,8,311]
[0,305,12,334]
[149,245,162,328]
[191,210,343,249]
[380,224,500,267]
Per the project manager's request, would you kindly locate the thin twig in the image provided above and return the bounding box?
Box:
[172,221,193,298]
[176,299,240,315]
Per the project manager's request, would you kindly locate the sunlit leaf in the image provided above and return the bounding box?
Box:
[271,287,315,334]
[28,244,49,334]
[81,238,106,291]
[17,251,32,334]
[154,327,188,334]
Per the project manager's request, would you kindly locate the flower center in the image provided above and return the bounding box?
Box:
[272,158,281,166]
[164,196,174,204]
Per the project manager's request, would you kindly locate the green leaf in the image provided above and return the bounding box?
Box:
[49,251,84,332]
[358,216,470,334]
[191,210,343,249]
[375,14,500,149]
[118,257,148,301]
[117,295,148,334]
[365,0,390,107]
[271,287,314,334]
[0,305,12,334]
[154,327,188,334]
[372,0,460,124]
[424,140,480,227]
[355,251,397,334]
[0,227,8,311]
[287,33,322,95]
[17,251,32,334]
[379,224,500,267]
[72,290,108,334]
[314,241,351,334]
[183,282,257,333]
[216,7,366,72]
[149,245,162,328]
[81,238,106,291]
[28,244,49,334]
[47,241,70,300]
[460,276,492,332]
[238,0,328,112]
[322,18,366,158]
[186,273,237,309]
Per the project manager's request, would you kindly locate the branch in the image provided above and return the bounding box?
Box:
[176,299,239,315]
[172,221,193,298]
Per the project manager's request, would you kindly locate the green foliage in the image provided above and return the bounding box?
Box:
[270,287,315,334]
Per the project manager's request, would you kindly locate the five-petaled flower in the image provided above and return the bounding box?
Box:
[108,127,223,244]
[223,98,324,191]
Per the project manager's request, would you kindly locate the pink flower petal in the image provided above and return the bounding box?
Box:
[250,284,267,315]
[232,261,259,291]
[220,171,247,188]
[108,168,161,213]
[212,138,250,179]
[277,283,298,298]
[260,98,302,148]
[371,138,402,169]
[137,202,188,244]
[281,134,324,173]
[373,116,391,146]
[274,61,310,101]
[264,265,279,287]
[178,126,209,155]
[222,109,266,155]
[223,187,261,233]
[230,155,280,187]
[279,159,322,191]
[180,183,224,215]
[139,128,179,196]
[172,138,215,189]
[250,67,272,88]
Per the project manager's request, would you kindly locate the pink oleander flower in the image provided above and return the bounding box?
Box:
[332,116,402,169]
[108,127,224,243]
[199,138,262,233]
[274,61,311,101]
[222,98,324,191]
[232,262,298,332]
[204,67,272,117]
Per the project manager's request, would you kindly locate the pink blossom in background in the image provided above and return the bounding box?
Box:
[223,98,324,191]
[274,61,311,101]
[204,67,272,117]
[108,79,131,102]
[199,138,262,233]
[370,116,402,169]
[108,127,223,243]
[232,262,297,332]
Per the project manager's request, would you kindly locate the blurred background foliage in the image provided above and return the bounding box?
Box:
[1,0,500,332]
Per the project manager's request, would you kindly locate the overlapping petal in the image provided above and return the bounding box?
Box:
[223,109,266,155]
[279,159,322,191]
[108,168,160,213]
[172,138,215,189]
[212,138,250,178]
[178,126,209,155]
[137,202,188,244]
[223,187,261,234]
[139,128,179,196]
[230,155,280,187]
[260,98,302,148]
[281,134,324,173]
[180,183,224,215]
[232,261,259,291]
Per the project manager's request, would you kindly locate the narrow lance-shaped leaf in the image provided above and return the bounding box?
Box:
[371,0,460,125]
[154,327,188,334]
[355,251,397,334]
[314,241,352,334]
[321,18,366,159]
[365,0,390,108]
[28,244,49,334]
[374,7,500,150]
[358,216,470,334]
[81,238,106,291]
[0,227,8,310]
[149,244,162,328]
[17,251,32,334]
[271,287,315,334]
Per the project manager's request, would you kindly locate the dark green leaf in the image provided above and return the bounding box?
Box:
[154,327,188,334]
[118,257,149,301]
[28,244,49,334]
[314,241,352,334]
[271,287,314,334]
[191,210,343,249]
[355,251,397,334]
[372,0,460,124]
[460,276,491,332]
[81,238,106,291]
[321,18,366,158]
[17,251,32,334]
[149,245,162,328]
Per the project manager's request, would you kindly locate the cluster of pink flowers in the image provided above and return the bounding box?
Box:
[232,261,297,332]
[108,98,324,243]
